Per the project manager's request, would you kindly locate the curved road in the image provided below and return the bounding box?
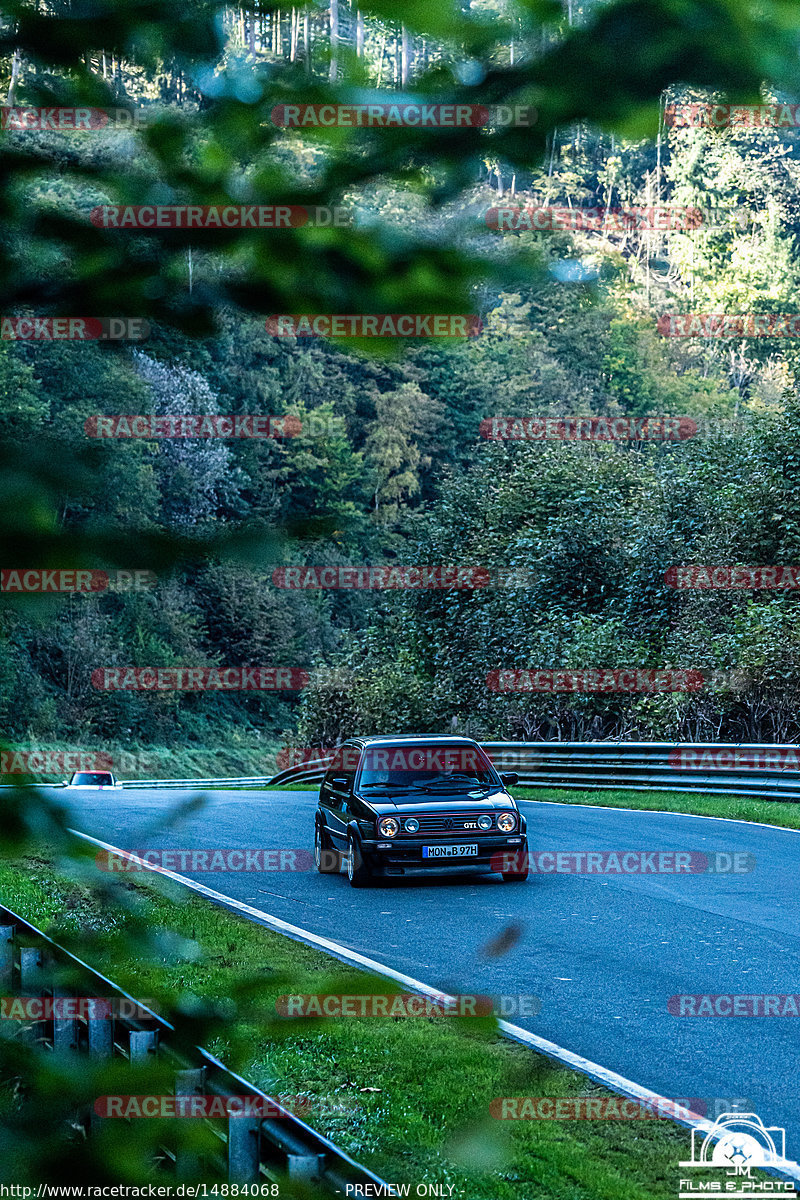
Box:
[44,786,800,1152]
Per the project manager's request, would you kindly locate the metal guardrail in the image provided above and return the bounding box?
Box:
[0,902,388,1190]
[119,776,274,789]
[481,741,800,801]
[7,742,800,799]
[262,742,800,801]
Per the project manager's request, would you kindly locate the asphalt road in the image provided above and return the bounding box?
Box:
[43,786,800,1153]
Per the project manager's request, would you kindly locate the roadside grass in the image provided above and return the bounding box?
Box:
[0,738,282,783]
[0,846,767,1200]
[512,786,800,831]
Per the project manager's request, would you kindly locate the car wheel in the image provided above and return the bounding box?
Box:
[347,834,373,888]
[315,824,341,874]
[502,845,529,882]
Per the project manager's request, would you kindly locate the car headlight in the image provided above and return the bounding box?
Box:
[497,812,516,832]
[478,815,493,830]
[403,818,419,833]
[379,817,399,837]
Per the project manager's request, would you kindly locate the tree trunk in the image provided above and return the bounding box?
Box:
[304,9,311,73]
[375,32,386,85]
[329,0,339,81]
[401,24,410,85]
[6,49,21,106]
[290,8,299,61]
[356,7,364,56]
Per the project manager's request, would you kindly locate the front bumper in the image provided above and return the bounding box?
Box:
[359,835,528,877]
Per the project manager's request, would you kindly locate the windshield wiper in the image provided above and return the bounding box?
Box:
[423,773,492,787]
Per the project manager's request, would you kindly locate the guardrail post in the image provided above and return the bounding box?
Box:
[175,1067,205,1178]
[19,945,42,988]
[87,998,113,1059]
[52,989,78,1053]
[0,926,14,990]
[129,1029,158,1061]
[18,947,43,1045]
[228,1117,261,1181]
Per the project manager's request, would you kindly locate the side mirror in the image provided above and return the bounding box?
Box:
[500,772,519,788]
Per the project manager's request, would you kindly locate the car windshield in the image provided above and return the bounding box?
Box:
[357,745,500,795]
[71,773,112,785]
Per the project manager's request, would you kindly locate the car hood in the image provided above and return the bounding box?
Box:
[356,790,515,814]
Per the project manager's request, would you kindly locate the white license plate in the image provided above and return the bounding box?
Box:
[422,844,479,859]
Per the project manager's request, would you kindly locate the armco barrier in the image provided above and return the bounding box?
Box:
[481,741,800,801]
[7,743,800,800]
[263,743,800,801]
[0,902,388,1189]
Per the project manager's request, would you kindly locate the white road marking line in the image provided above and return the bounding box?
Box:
[517,796,800,835]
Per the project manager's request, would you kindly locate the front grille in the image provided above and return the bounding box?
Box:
[400,812,495,835]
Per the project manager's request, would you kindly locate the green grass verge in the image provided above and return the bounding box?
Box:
[1,738,283,782]
[512,786,800,831]
[0,846,771,1199]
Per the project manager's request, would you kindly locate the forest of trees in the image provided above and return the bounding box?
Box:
[4,0,800,773]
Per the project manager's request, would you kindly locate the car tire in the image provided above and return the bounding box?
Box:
[502,845,529,882]
[315,824,341,874]
[347,834,373,888]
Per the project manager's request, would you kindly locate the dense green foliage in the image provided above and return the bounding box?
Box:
[3,0,800,762]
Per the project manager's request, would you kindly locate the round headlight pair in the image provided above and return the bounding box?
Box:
[497,812,517,832]
[404,818,419,833]
[379,816,399,837]
[478,815,493,830]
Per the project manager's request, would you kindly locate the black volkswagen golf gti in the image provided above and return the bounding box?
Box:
[314,735,528,887]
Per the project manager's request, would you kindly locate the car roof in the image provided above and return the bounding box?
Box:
[345,735,482,748]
